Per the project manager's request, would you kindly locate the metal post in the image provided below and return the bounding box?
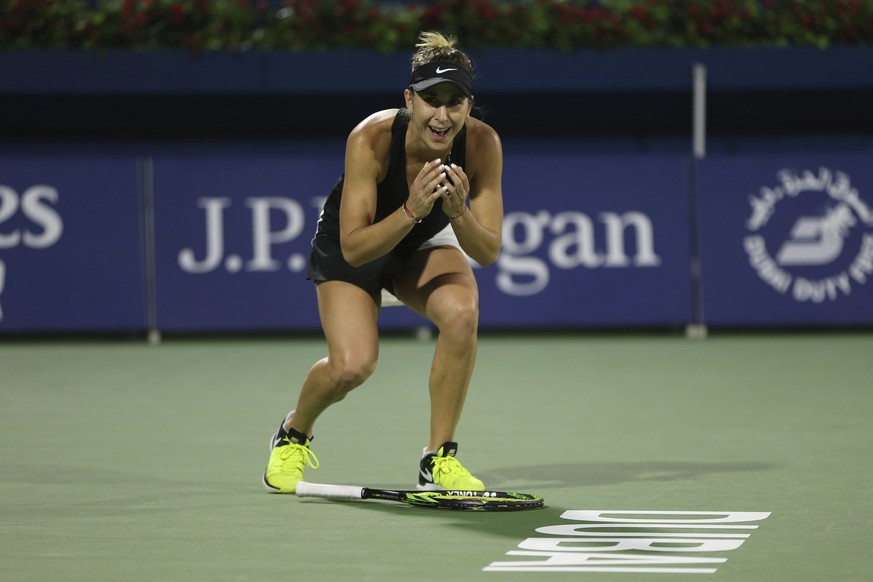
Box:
[687,63,708,339]
[140,157,161,345]
[693,63,707,160]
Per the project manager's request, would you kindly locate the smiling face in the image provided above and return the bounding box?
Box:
[404,83,473,156]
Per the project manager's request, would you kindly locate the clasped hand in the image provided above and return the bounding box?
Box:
[406,158,469,220]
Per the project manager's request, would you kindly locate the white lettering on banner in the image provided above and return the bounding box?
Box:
[0,186,21,248]
[0,184,65,322]
[793,273,852,302]
[245,197,305,271]
[176,198,660,293]
[20,186,64,248]
[601,212,661,267]
[848,233,873,284]
[744,235,792,294]
[496,210,661,296]
[484,509,771,574]
[744,168,873,303]
[178,197,231,273]
[178,196,310,274]
[0,185,64,249]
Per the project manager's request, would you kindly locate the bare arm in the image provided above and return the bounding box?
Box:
[441,121,504,266]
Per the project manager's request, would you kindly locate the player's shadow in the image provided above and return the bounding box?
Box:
[296,495,565,539]
[296,460,776,540]
[476,460,777,491]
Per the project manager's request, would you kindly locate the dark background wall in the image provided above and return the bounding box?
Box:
[2,47,872,152]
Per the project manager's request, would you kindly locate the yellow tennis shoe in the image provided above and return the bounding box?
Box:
[262,421,319,494]
[417,441,485,491]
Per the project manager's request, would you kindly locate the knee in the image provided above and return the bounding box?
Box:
[434,295,479,341]
[326,352,377,396]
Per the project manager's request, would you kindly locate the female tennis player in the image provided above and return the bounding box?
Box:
[263,31,503,494]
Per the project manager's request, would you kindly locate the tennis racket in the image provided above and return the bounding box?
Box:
[296,481,543,511]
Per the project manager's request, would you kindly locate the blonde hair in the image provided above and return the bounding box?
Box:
[411,31,473,77]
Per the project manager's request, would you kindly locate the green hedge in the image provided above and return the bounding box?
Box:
[2,0,872,52]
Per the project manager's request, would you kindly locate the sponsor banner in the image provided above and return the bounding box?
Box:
[0,158,145,331]
[153,152,693,330]
[153,155,333,331]
[151,153,427,331]
[477,153,694,327]
[697,154,873,325]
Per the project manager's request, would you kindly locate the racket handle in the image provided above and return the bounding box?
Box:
[295,482,365,500]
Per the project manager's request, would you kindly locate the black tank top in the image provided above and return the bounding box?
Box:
[314,108,467,258]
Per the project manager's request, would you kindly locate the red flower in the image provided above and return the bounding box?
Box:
[630,5,648,20]
[169,4,185,24]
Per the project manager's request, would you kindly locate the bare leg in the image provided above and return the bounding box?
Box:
[286,281,380,436]
[394,247,479,451]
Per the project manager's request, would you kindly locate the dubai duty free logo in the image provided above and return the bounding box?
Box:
[743,168,873,302]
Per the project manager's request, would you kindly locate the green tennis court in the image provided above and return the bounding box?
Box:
[2,331,871,580]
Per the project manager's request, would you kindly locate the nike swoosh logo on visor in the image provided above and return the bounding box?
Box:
[435,67,457,74]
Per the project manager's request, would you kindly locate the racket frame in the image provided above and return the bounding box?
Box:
[296,482,544,511]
